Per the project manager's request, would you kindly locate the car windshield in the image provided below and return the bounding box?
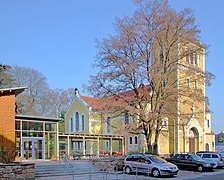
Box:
[148,155,167,163]
[190,154,202,161]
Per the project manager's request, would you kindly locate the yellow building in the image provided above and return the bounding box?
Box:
[64,45,215,156]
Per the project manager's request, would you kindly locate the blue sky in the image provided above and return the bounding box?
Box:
[0,0,223,134]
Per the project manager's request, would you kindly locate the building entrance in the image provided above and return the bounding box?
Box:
[22,138,44,160]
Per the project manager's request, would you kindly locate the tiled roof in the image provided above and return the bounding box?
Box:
[80,96,104,111]
[80,84,151,111]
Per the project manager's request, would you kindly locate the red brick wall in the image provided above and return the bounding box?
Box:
[0,93,16,149]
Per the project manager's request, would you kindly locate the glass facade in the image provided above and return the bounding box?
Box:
[15,119,58,160]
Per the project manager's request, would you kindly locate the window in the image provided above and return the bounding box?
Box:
[81,115,85,131]
[186,78,190,88]
[195,53,198,66]
[202,154,211,158]
[212,154,219,158]
[207,119,210,128]
[162,120,168,128]
[16,121,21,130]
[159,50,164,62]
[106,116,111,133]
[134,136,138,145]
[106,141,110,148]
[124,111,130,125]
[75,112,79,132]
[129,136,133,145]
[162,79,166,88]
[74,142,83,150]
[190,53,194,65]
[22,121,43,131]
[186,52,190,64]
[70,117,73,132]
[194,80,198,90]
[45,123,56,132]
[186,50,199,66]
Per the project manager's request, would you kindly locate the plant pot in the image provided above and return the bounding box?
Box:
[14,157,22,162]
[51,155,58,161]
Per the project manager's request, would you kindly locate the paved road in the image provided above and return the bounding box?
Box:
[36,168,224,180]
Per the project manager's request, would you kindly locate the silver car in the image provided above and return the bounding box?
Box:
[196,151,224,168]
[124,154,179,177]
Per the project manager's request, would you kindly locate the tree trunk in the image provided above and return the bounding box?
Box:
[145,130,153,154]
[153,118,160,155]
[153,131,159,155]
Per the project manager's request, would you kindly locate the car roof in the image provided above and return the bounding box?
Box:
[174,153,194,155]
[197,151,217,153]
[127,153,155,156]
[126,154,144,157]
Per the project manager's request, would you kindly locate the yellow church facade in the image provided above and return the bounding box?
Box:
[170,45,215,154]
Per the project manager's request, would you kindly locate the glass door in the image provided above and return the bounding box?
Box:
[34,139,43,159]
[23,140,32,160]
[22,138,44,160]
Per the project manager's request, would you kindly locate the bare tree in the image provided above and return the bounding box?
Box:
[9,66,49,115]
[5,65,77,118]
[38,88,77,117]
[0,64,13,88]
[86,0,214,154]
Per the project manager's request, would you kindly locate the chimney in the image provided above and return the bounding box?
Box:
[75,88,79,96]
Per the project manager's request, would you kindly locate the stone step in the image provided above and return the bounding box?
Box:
[35,160,101,178]
[35,168,101,175]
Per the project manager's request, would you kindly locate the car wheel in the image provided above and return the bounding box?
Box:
[152,168,160,177]
[197,165,203,172]
[125,166,132,174]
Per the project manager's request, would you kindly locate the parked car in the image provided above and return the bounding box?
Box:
[196,151,224,168]
[124,154,178,177]
[219,153,224,159]
[165,153,213,172]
